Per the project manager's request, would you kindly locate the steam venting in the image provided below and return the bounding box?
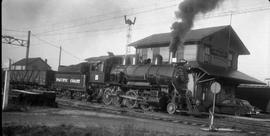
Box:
[169,0,224,57]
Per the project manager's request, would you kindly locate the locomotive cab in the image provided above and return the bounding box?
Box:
[89,56,123,83]
[89,61,105,83]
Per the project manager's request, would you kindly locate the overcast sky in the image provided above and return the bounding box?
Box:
[2,0,270,82]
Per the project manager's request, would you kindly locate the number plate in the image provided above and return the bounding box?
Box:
[95,75,99,80]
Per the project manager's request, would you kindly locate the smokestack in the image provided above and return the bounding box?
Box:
[169,0,224,57]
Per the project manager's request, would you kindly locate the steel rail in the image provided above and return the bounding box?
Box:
[56,98,270,135]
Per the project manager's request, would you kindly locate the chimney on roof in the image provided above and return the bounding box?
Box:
[45,59,47,63]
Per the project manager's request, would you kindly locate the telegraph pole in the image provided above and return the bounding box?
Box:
[9,59,12,70]
[124,15,136,64]
[25,31,31,70]
[2,70,10,110]
[59,46,62,68]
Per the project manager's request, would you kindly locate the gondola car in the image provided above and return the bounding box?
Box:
[9,70,55,90]
[8,70,56,106]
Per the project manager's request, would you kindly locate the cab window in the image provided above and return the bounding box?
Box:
[91,62,104,72]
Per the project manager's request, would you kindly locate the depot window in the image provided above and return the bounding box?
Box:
[228,52,234,67]
[159,47,170,62]
[204,46,211,63]
[183,44,198,61]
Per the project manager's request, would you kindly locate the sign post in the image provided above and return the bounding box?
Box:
[201,81,241,132]
[209,81,221,131]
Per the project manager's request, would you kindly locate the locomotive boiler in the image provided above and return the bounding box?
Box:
[111,62,189,88]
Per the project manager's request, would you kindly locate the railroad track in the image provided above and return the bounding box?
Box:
[56,98,270,135]
[215,115,270,134]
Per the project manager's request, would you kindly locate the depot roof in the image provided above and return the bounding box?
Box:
[128,25,249,55]
[197,65,265,85]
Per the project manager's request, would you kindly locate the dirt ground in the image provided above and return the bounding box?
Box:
[2,106,255,136]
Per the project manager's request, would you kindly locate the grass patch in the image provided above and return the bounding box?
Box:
[2,124,182,136]
[2,103,29,112]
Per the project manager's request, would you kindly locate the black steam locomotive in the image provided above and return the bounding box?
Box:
[9,55,198,114]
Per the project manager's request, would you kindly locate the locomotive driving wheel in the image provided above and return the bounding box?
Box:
[112,96,122,106]
[167,102,177,114]
[125,90,138,109]
[140,104,151,111]
[111,87,123,106]
[139,96,151,111]
[102,88,113,105]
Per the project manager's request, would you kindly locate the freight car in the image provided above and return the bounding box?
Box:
[9,70,55,90]
[8,70,56,106]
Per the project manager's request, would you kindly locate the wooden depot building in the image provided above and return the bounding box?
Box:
[128,25,265,108]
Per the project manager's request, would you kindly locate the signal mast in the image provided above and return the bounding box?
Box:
[124,15,136,64]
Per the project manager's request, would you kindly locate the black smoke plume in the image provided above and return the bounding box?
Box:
[169,0,224,57]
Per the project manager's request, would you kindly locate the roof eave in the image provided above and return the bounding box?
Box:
[196,66,265,85]
[132,40,201,49]
[135,42,168,48]
[230,27,250,55]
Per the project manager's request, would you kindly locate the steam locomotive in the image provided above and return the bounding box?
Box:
[9,55,198,114]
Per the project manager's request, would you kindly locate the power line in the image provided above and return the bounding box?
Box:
[34,6,269,41]
[36,26,127,37]
[1,33,28,38]
[2,28,28,33]
[29,2,266,34]
[23,0,178,31]
[34,4,177,35]
[34,16,123,35]
[31,5,270,43]
[33,0,261,32]
[31,34,59,49]
[6,5,267,49]
[61,48,84,61]
[34,5,269,38]
[200,6,270,19]
[31,17,172,38]
[3,1,267,35]
[50,29,124,42]
[31,33,84,61]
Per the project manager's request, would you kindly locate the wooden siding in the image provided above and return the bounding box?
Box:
[198,29,239,70]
